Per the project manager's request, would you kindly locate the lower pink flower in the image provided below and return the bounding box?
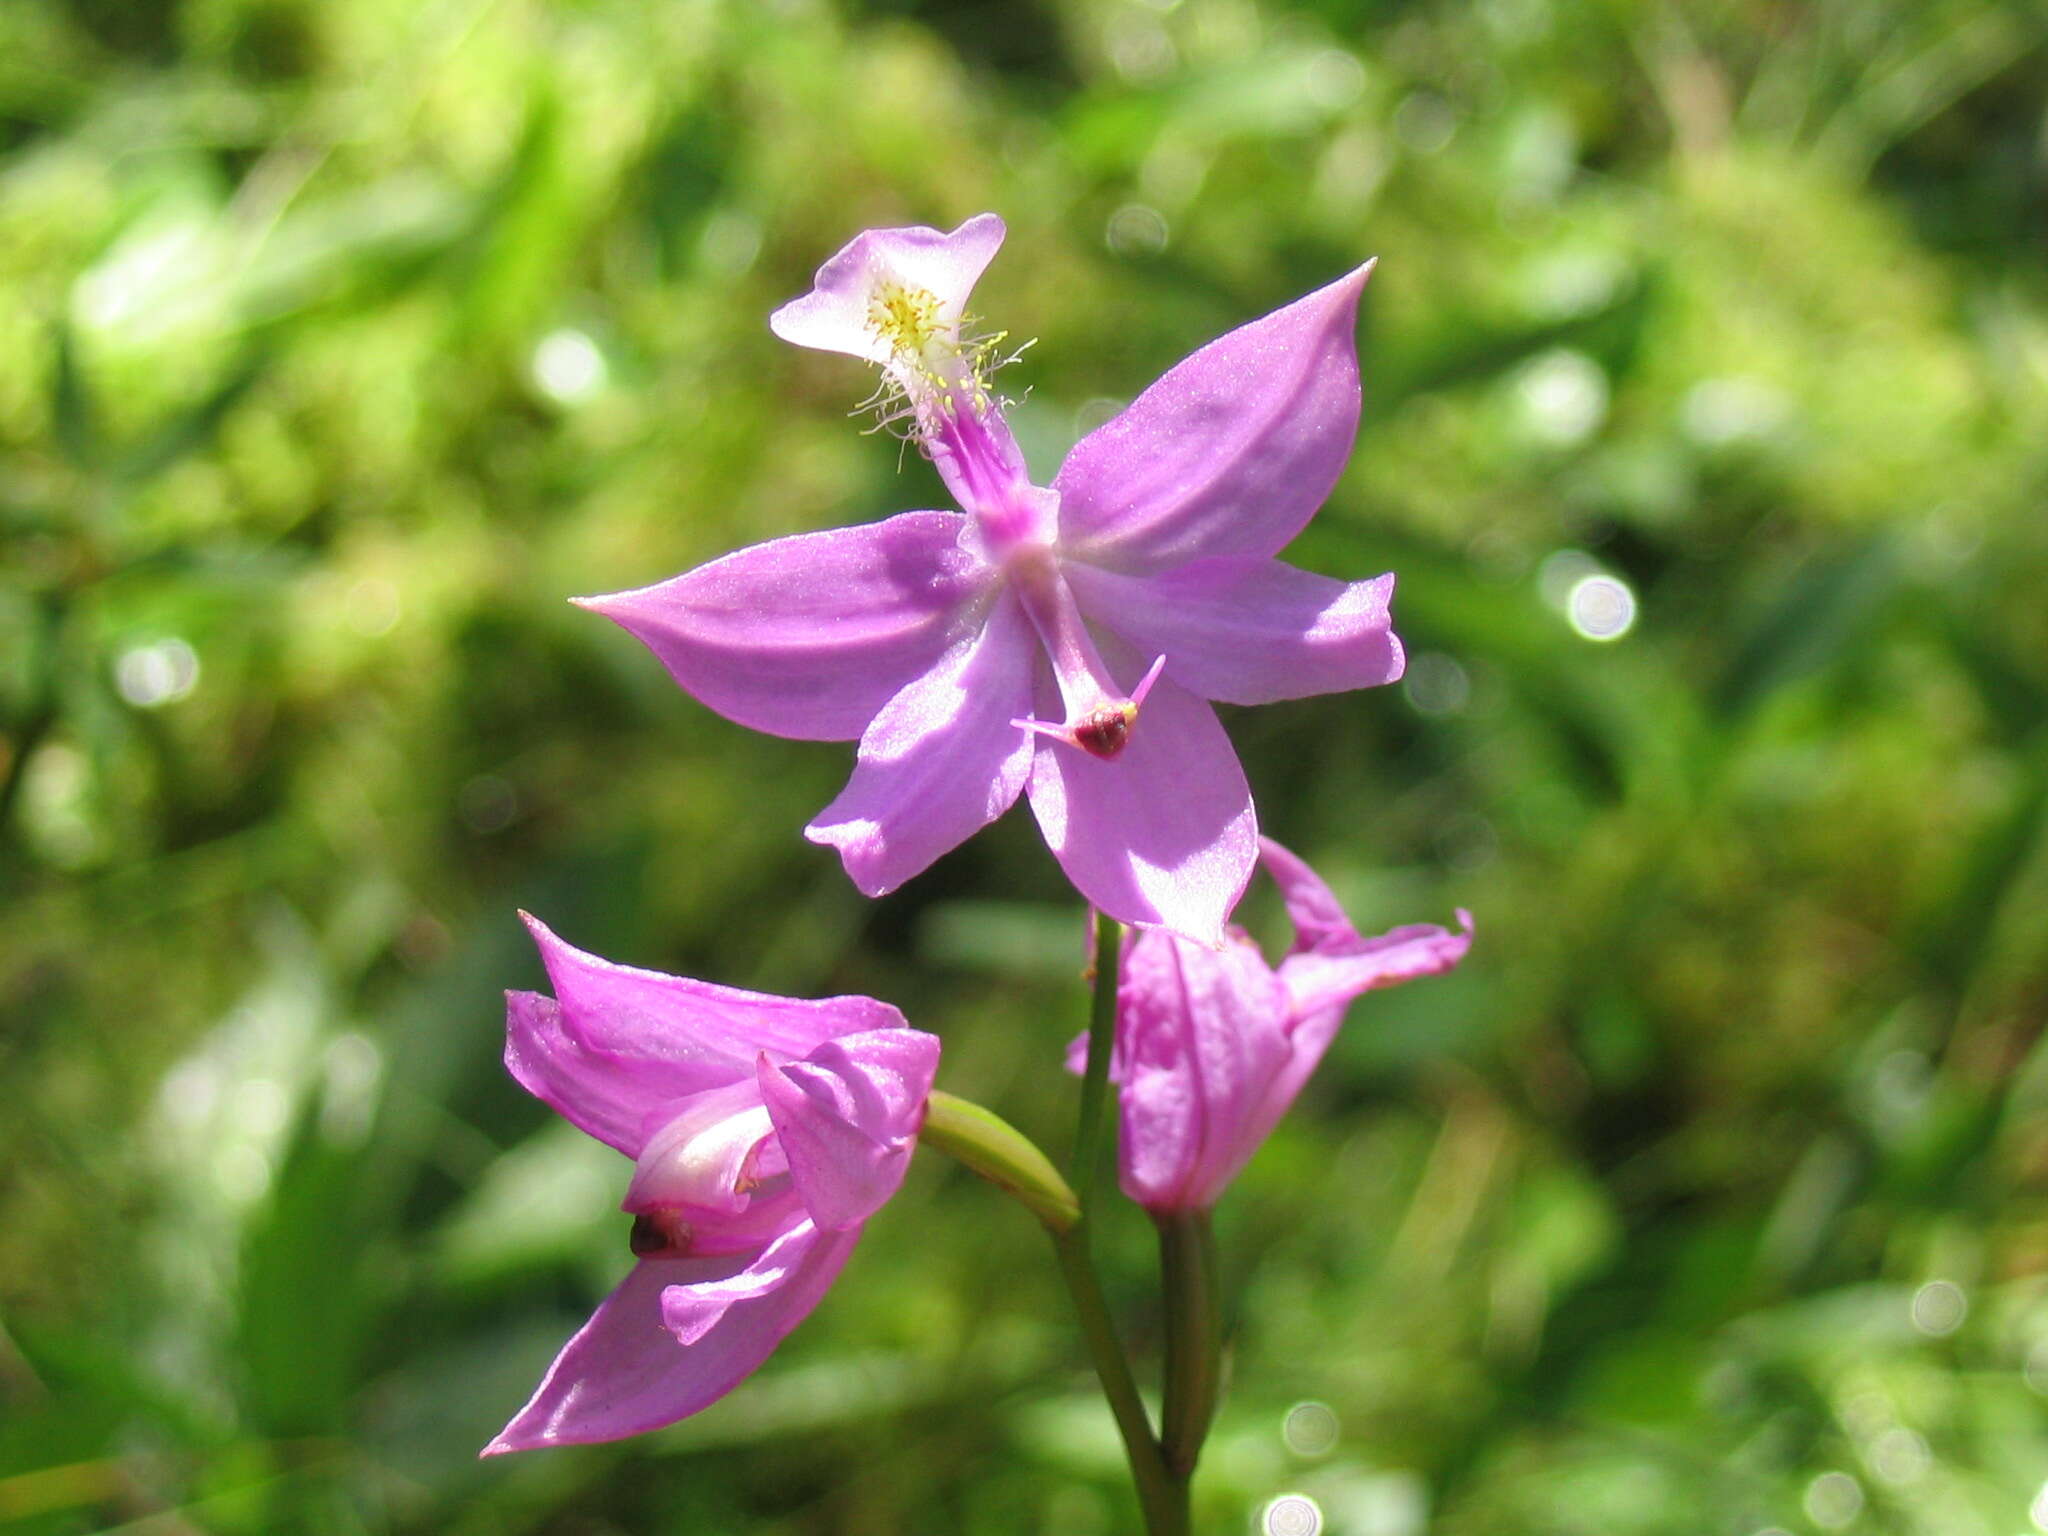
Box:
[1075,840,1472,1213]
[484,915,939,1453]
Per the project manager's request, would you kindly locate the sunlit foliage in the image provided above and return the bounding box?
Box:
[3,0,2046,1532]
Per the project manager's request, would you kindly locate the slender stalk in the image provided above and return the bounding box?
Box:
[1052,1226,1185,1536]
[1070,910,1123,1212]
[1156,1208,1222,1479]
[1054,913,1185,1532]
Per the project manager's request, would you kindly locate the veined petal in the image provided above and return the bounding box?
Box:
[1278,911,1475,1039]
[1068,559,1402,705]
[805,590,1037,896]
[1053,263,1373,573]
[659,1219,823,1345]
[515,916,909,1155]
[1258,909,1471,1160]
[769,214,1006,366]
[577,512,988,742]
[1023,666,1255,943]
[759,1029,940,1231]
[481,1221,859,1453]
[504,989,670,1159]
[1260,836,1360,955]
[1117,930,1292,1210]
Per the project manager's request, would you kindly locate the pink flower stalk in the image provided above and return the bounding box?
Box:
[580,214,1403,943]
[485,915,939,1453]
[1074,839,1472,1212]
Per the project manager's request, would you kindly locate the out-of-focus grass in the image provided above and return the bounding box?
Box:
[2,0,2045,1532]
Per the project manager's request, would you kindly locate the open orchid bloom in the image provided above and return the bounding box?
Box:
[1072,839,1472,1213]
[484,915,939,1453]
[581,214,1402,943]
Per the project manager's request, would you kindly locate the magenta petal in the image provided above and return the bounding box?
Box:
[1117,931,1292,1210]
[1023,670,1255,943]
[517,916,909,1155]
[658,1219,824,1345]
[1262,912,1472,1158]
[805,590,1038,896]
[504,989,666,1158]
[1278,912,1475,1038]
[1052,263,1373,573]
[577,512,988,742]
[768,214,1007,365]
[482,1222,859,1453]
[1068,560,1402,705]
[1259,836,1362,955]
[758,1029,940,1231]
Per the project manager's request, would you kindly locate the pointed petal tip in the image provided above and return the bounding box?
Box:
[802,820,903,899]
[480,1422,542,1457]
[569,590,639,625]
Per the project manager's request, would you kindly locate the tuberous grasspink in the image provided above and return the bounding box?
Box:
[490,214,1467,1536]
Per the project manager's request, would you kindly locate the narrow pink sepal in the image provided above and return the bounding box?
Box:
[575,511,986,742]
[514,915,906,1152]
[1067,561,1403,706]
[1053,261,1374,573]
[481,1222,859,1454]
[805,590,1037,896]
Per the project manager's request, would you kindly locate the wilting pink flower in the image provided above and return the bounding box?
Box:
[1074,839,1471,1212]
[581,214,1402,943]
[484,915,939,1453]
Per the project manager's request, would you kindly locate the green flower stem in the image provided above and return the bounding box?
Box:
[920,1091,1079,1233]
[1070,910,1123,1212]
[1050,914,1185,1533]
[1052,1224,1186,1536]
[1156,1208,1222,1480]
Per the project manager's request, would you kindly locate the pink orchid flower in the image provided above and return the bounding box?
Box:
[484,915,939,1453]
[581,214,1402,943]
[1074,839,1472,1212]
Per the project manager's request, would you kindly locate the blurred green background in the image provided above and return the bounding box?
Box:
[4,0,2047,1531]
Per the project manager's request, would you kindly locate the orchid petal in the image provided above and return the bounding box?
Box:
[805,590,1037,896]
[769,214,1007,365]
[1023,667,1255,944]
[1117,930,1292,1210]
[1053,262,1373,573]
[1259,836,1362,955]
[576,512,987,742]
[481,1222,858,1453]
[1260,912,1473,1158]
[514,916,907,1154]
[658,1219,826,1345]
[1068,559,1402,705]
[503,990,663,1159]
[759,1029,940,1231]
[1278,911,1476,1043]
